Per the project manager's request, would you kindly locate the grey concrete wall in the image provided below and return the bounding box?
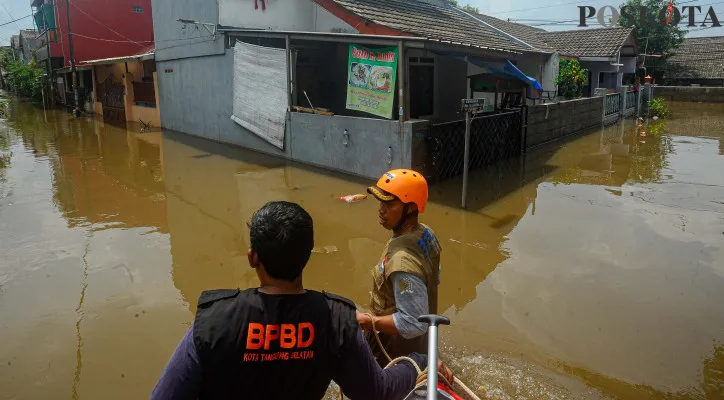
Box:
[290,113,413,179]
[156,51,289,158]
[653,86,724,103]
[152,0,225,62]
[526,96,604,148]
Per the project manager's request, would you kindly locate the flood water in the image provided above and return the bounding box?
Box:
[1,98,723,399]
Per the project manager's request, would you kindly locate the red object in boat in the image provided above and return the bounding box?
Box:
[437,383,465,400]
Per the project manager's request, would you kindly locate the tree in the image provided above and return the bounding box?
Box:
[618,0,687,82]
[556,59,588,99]
[448,0,480,14]
[5,60,46,101]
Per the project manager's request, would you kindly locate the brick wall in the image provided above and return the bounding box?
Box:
[526,96,604,148]
[654,86,724,103]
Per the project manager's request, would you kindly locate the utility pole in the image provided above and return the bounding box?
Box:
[64,0,79,116]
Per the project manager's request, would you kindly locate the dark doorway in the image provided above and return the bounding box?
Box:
[410,64,434,118]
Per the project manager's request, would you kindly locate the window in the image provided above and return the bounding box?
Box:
[133,6,143,13]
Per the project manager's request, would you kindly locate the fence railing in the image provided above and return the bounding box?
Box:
[605,93,620,116]
[625,91,636,110]
[425,110,522,183]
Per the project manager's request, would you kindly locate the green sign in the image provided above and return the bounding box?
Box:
[345,44,398,119]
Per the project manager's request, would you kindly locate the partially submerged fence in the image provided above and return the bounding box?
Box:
[425,109,523,183]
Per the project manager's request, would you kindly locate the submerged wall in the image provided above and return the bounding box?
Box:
[653,86,724,103]
[526,96,605,148]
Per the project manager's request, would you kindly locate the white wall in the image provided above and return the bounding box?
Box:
[621,56,636,74]
[543,53,559,92]
[218,0,357,33]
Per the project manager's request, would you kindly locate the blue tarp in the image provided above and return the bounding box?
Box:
[430,50,543,97]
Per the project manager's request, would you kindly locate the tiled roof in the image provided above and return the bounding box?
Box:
[665,36,724,80]
[537,26,634,57]
[330,0,538,54]
[470,13,556,52]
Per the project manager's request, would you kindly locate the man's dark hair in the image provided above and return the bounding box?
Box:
[247,201,314,281]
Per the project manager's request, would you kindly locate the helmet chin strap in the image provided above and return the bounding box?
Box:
[392,203,419,232]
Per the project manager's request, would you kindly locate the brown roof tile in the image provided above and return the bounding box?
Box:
[470,13,556,52]
[330,0,536,54]
[665,36,724,80]
[537,26,635,57]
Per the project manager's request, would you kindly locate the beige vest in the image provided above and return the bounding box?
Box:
[369,223,441,317]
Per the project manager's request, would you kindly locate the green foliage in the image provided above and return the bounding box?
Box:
[0,49,14,70]
[618,0,687,81]
[556,59,588,100]
[648,97,669,118]
[448,0,480,13]
[5,60,46,102]
[0,99,8,119]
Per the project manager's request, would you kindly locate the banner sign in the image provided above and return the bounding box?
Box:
[345,44,398,119]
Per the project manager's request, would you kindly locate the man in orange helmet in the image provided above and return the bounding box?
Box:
[358,169,443,366]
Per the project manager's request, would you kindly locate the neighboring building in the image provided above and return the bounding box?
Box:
[32,0,157,125]
[19,30,40,63]
[153,0,549,179]
[536,27,638,96]
[664,36,724,87]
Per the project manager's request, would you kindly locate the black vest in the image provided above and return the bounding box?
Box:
[193,288,358,400]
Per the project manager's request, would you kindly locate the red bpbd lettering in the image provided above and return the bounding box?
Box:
[246,323,264,350]
[280,324,296,349]
[245,322,315,350]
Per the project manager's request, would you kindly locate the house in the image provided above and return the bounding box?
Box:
[153,0,550,179]
[467,14,638,98]
[536,27,638,96]
[664,36,724,87]
[31,0,158,126]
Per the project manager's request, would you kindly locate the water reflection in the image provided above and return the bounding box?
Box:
[0,99,723,399]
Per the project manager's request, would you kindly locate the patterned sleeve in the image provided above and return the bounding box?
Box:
[390,272,429,339]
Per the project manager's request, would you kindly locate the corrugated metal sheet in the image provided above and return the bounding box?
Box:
[231,41,288,150]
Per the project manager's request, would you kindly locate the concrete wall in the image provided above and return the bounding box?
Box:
[653,86,724,103]
[218,0,356,33]
[157,50,289,157]
[152,0,226,62]
[289,113,413,179]
[526,96,604,148]
[542,53,559,92]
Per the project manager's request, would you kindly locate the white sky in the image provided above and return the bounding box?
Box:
[0,0,721,47]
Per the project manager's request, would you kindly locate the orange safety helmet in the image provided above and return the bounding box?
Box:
[367,169,428,213]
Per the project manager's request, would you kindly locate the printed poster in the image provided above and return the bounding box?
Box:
[345,44,398,119]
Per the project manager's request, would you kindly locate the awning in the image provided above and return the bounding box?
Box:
[82,51,155,66]
[431,50,543,96]
[33,4,56,31]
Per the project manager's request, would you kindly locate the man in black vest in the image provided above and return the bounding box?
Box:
[151,201,452,400]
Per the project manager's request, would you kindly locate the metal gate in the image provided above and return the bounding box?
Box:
[98,77,126,122]
[426,109,523,183]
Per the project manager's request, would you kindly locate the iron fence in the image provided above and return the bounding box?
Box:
[426,110,523,183]
[605,93,620,116]
[625,91,636,109]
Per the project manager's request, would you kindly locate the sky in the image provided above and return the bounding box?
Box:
[0,0,721,47]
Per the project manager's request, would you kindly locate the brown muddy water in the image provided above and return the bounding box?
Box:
[0,99,723,400]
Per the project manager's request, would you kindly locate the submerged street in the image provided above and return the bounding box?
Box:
[1,99,723,399]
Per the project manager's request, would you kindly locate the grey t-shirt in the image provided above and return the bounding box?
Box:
[390,271,429,339]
